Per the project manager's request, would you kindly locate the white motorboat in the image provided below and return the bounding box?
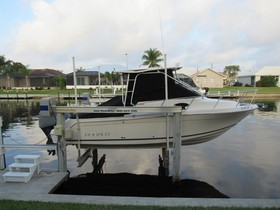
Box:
[43,67,257,148]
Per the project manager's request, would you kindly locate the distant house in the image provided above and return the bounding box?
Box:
[28,69,65,87]
[192,69,226,88]
[0,68,65,89]
[238,66,280,87]
[66,71,103,86]
[178,67,226,88]
[66,70,122,89]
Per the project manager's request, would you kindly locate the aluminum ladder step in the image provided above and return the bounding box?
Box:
[3,171,33,183]
[2,154,41,183]
[8,163,37,173]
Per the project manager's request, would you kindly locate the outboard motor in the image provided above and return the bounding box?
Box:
[39,98,56,155]
[82,92,91,105]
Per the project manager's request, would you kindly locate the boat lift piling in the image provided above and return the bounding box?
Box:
[0,117,5,170]
[50,105,183,183]
[55,113,67,172]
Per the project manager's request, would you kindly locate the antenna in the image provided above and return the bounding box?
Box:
[158,2,165,54]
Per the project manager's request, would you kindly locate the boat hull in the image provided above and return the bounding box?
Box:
[62,107,255,148]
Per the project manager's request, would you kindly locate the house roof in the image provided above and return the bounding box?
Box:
[12,69,65,78]
[118,66,181,74]
[178,67,226,78]
[255,66,280,76]
[67,71,101,76]
[30,69,65,77]
[238,66,280,77]
[177,67,198,76]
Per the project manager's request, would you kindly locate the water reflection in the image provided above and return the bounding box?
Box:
[0,100,39,130]
[255,99,279,112]
[0,99,279,198]
[0,100,58,169]
[180,102,280,198]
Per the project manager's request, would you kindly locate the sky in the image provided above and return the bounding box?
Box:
[1,0,280,74]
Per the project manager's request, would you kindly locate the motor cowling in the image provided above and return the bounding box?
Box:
[39,98,56,129]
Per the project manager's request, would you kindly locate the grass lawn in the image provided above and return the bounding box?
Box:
[0,88,116,96]
[0,200,278,210]
[0,87,280,95]
[209,87,280,94]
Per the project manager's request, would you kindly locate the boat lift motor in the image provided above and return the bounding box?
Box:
[39,98,57,133]
[39,98,56,117]
[82,92,90,105]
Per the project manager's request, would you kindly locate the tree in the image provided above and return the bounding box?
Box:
[53,76,66,89]
[0,55,6,66]
[19,64,32,90]
[256,76,277,87]
[0,56,28,89]
[0,55,13,89]
[104,71,117,91]
[76,67,85,72]
[142,48,163,68]
[223,65,240,86]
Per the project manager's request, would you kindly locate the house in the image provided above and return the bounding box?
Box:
[0,69,65,89]
[193,69,226,88]
[179,68,226,88]
[66,70,122,89]
[28,69,65,87]
[66,71,103,86]
[65,64,126,88]
[238,66,280,87]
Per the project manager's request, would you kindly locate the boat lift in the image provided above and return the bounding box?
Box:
[45,104,183,183]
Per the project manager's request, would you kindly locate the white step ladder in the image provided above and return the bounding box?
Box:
[3,154,41,183]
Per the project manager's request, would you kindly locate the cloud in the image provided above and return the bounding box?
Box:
[4,0,280,73]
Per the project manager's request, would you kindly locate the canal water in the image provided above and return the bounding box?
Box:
[0,98,279,198]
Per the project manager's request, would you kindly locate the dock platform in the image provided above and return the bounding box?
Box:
[0,170,280,208]
[0,169,68,196]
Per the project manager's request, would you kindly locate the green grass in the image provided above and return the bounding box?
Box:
[0,88,115,95]
[1,87,280,95]
[0,200,278,210]
[209,87,280,94]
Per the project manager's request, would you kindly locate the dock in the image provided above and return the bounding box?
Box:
[0,170,280,208]
[0,169,68,198]
[0,93,115,102]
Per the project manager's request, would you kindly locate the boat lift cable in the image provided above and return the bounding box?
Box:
[72,56,81,160]
[163,54,170,168]
[75,114,81,160]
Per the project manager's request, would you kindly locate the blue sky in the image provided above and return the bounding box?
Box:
[1,1,31,40]
[1,0,280,74]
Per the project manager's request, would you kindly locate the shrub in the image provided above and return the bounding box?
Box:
[245,84,253,87]
[233,81,243,87]
[256,76,277,87]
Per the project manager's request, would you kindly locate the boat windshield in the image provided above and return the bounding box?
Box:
[123,69,201,105]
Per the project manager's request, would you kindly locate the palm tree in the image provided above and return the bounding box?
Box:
[76,67,85,72]
[104,71,117,92]
[0,56,31,89]
[0,55,6,66]
[0,56,13,89]
[142,48,163,68]
[19,65,32,90]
